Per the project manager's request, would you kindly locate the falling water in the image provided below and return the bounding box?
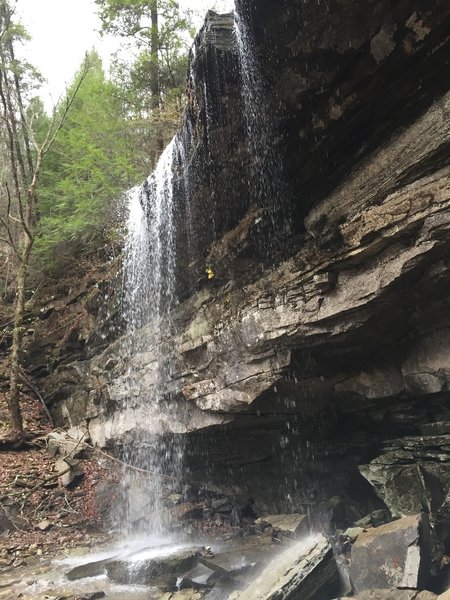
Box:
[118,138,184,534]
[233,1,291,249]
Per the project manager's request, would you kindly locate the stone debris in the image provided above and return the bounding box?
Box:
[37,518,53,531]
[54,455,84,488]
[255,513,307,538]
[47,430,88,459]
[343,526,366,540]
[359,435,450,524]
[350,513,431,593]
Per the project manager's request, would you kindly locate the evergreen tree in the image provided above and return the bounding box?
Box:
[95,0,193,165]
[35,51,140,272]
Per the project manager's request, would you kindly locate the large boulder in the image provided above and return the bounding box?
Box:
[105,546,202,585]
[359,435,450,549]
[350,513,432,593]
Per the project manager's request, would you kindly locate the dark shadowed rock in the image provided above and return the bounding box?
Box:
[359,435,450,549]
[22,0,450,555]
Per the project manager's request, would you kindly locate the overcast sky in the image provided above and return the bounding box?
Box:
[15,0,234,109]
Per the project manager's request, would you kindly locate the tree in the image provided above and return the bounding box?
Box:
[0,1,86,442]
[95,0,193,165]
[35,50,140,272]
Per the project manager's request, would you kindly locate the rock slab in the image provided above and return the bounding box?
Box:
[105,547,202,585]
[232,534,339,600]
[334,590,437,599]
[256,514,307,538]
[350,513,431,593]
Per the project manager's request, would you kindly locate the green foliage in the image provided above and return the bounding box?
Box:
[2,0,195,279]
[95,0,194,46]
[95,0,193,163]
[34,51,141,273]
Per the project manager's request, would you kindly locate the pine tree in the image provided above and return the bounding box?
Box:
[95,0,193,166]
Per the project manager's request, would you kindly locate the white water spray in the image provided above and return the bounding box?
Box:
[118,138,184,534]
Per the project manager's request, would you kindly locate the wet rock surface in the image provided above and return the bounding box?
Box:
[105,546,203,585]
[11,0,446,540]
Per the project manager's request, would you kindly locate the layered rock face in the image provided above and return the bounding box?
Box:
[31,1,450,550]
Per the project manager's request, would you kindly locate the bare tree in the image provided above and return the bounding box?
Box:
[0,2,87,443]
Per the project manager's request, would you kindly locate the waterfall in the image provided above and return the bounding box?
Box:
[233,1,291,249]
[113,2,289,537]
[119,138,184,534]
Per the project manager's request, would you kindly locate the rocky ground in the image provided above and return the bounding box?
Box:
[0,394,114,570]
[1,404,449,599]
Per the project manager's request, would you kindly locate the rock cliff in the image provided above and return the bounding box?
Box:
[25,0,450,552]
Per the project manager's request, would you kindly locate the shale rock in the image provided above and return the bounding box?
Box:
[350,513,431,592]
[66,556,116,581]
[25,0,450,544]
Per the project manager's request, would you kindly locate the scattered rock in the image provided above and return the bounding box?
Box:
[166,493,183,506]
[0,510,14,535]
[255,513,307,538]
[359,436,450,522]
[47,431,88,459]
[355,510,391,529]
[350,513,431,592]
[37,519,54,531]
[54,456,84,488]
[343,526,366,540]
[333,590,436,599]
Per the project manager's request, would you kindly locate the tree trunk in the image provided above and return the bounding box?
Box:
[150,1,160,112]
[7,235,32,439]
[150,1,164,158]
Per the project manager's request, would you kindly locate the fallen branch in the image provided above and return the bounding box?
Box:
[20,466,71,509]
[19,368,54,426]
[88,443,178,481]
